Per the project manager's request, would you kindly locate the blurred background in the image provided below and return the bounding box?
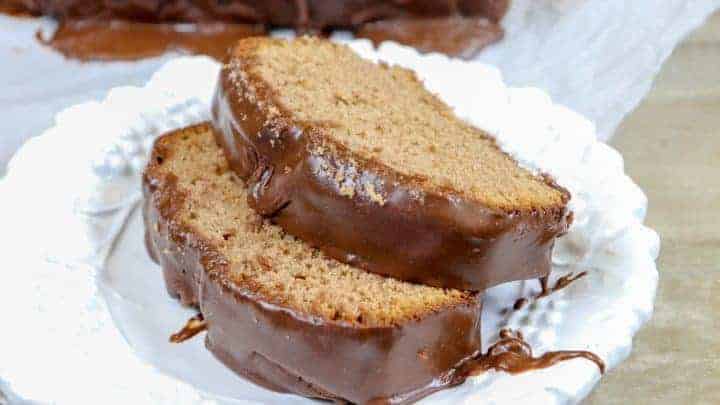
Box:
[587,11,719,404]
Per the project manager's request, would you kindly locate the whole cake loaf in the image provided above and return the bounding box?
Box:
[4,0,508,28]
[143,123,484,404]
[212,37,572,291]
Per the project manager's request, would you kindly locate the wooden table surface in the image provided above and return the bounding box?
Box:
[586,11,720,404]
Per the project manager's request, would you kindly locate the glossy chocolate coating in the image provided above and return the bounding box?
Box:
[356,16,504,59]
[141,141,484,404]
[40,20,265,62]
[3,0,508,28]
[462,329,605,376]
[211,57,571,291]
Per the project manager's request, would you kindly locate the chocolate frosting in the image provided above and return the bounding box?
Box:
[461,329,605,376]
[142,166,485,404]
[512,271,589,311]
[142,125,602,404]
[38,16,502,62]
[211,52,572,291]
[39,20,265,61]
[539,271,588,297]
[144,181,602,404]
[170,313,208,343]
[5,1,509,61]
[356,16,504,59]
[3,0,508,28]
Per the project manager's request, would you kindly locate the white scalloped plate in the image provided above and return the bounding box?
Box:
[0,42,659,404]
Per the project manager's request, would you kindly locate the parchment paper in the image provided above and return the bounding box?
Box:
[477,0,720,138]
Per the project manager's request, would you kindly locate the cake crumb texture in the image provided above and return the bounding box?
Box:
[146,124,473,327]
[228,37,566,211]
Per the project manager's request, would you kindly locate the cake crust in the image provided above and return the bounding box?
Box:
[212,37,571,291]
[142,124,484,403]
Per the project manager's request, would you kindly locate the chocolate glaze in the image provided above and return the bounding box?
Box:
[0,1,33,15]
[4,1,508,61]
[2,0,509,28]
[356,16,503,59]
[539,271,588,298]
[211,47,572,291]
[460,329,605,376]
[40,20,264,61]
[142,137,485,404]
[170,313,208,343]
[511,271,588,311]
[512,297,529,311]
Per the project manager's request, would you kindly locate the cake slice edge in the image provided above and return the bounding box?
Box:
[142,123,483,403]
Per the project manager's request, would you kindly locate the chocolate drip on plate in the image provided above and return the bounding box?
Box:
[170,313,208,343]
[356,16,504,59]
[513,271,588,311]
[463,329,606,375]
[37,20,264,61]
[2,0,510,61]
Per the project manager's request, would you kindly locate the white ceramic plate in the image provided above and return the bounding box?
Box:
[0,43,659,404]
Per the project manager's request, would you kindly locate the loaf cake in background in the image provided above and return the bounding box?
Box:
[143,123,484,404]
[2,0,509,60]
[3,0,508,29]
[212,37,571,291]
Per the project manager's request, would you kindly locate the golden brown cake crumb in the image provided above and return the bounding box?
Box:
[145,124,473,327]
[227,37,565,211]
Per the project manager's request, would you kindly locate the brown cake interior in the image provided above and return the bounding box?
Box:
[147,124,474,327]
[229,37,566,211]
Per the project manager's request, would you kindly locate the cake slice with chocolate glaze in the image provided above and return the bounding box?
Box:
[143,123,483,404]
[212,37,571,291]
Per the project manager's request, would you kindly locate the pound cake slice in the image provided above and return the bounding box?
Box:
[143,123,483,404]
[212,37,571,291]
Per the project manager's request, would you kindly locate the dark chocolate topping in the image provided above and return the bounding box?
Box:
[211,49,572,291]
[512,297,529,311]
[142,144,485,404]
[510,272,587,312]
[4,1,508,61]
[461,329,605,376]
[356,16,504,59]
[169,313,208,343]
[3,0,509,28]
[145,176,601,404]
[38,20,264,61]
[539,271,588,298]
[143,125,602,404]
[34,16,503,62]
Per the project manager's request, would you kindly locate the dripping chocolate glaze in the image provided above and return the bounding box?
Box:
[2,0,509,27]
[388,329,604,404]
[356,16,503,59]
[513,271,589,311]
[170,313,208,343]
[37,20,265,62]
[144,197,484,404]
[539,271,588,297]
[152,219,604,404]
[2,0,509,60]
[462,329,605,376]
